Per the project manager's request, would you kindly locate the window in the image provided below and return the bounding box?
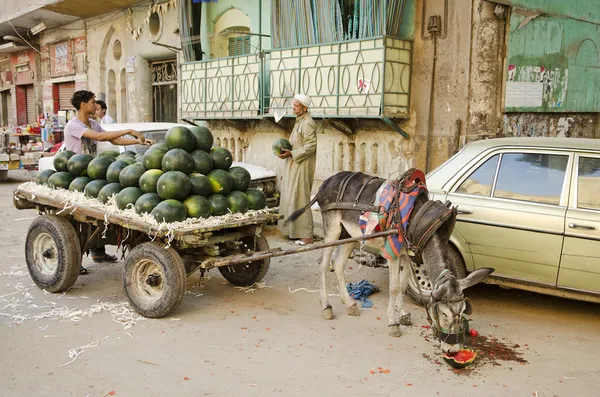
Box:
[228,36,251,56]
[577,156,600,210]
[456,155,499,196]
[152,60,177,123]
[493,153,569,205]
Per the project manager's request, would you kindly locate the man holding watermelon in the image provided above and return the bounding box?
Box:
[65,90,153,273]
[278,94,317,245]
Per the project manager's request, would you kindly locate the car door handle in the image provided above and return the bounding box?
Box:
[456,209,473,215]
[568,223,597,231]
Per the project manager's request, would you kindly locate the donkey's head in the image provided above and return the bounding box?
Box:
[427,268,494,355]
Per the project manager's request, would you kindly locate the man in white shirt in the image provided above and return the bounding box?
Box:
[95,100,116,124]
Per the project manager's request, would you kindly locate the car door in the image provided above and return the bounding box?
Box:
[558,153,600,293]
[446,149,572,285]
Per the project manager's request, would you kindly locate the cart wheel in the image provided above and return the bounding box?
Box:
[25,215,82,293]
[219,235,270,287]
[123,242,186,318]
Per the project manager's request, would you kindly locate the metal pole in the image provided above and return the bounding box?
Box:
[203,229,400,268]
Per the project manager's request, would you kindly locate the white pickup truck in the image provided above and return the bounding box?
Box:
[39,122,279,207]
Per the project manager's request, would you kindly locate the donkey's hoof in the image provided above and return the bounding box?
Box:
[347,303,360,317]
[322,306,334,320]
[388,324,402,338]
[399,313,412,326]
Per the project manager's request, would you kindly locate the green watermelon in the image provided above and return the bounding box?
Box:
[272,138,293,155]
[162,148,194,174]
[135,193,163,215]
[148,142,168,152]
[69,176,92,192]
[151,199,187,223]
[67,154,94,177]
[207,169,234,195]
[189,173,213,197]
[246,188,267,210]
[116,187,144,210]
[122,150,137,157]
[135,154,144,163]
[210,147,233,170]
[190,150,214,175]
[106,161,130,183]
[227,191,249,214]
[87,156,115,180]
[115,154,136,165]
[119,163,146,188]
[228,166,251,191]
[143,146,168,170]
[53,150,76,172]
[156,171,191,201]
[189,125,214,151]
[84,179,109,198]
[35,169,56,185]
[165,126,195,152]
[47,172,74,190]
[98,182,123,204]
[139,169,164,193]
[183,195,210,219]
[98,150,120,158]
[208,194,230,216]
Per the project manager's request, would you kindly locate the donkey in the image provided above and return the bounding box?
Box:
[286,170,494,354]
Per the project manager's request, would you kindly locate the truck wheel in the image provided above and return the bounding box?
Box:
[219,235,270,287]
[25,215,81,293]
[407,244,467,306]
[123,242,186,318]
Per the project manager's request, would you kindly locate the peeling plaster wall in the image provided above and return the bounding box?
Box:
[502,113,599,139]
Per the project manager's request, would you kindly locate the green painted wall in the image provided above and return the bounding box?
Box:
[506,12,600,112]
[495,0,600,25]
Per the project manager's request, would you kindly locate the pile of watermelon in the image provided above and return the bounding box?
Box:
[35,126,268,223]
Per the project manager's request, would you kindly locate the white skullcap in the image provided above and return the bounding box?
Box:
[294,94,312,108]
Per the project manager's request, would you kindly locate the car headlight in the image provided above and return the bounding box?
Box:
[266,181,275,193]
[257,182,265,191]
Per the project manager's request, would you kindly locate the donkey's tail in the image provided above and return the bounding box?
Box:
[284,195,319,225]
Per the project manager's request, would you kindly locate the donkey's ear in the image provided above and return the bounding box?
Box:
[458,268,494,292]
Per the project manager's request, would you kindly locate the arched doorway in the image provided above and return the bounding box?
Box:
[108,69,117,119]
[120,69,127,123]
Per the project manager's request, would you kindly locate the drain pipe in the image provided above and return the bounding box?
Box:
[425,15,441,172]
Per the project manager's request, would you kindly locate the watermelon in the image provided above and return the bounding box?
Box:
[207,169,234,195]
[246,188,267,210]
[227,191,249,214]
[149,142,168,152]
[189,173,213,197]
[35,169,56,185]
[151,199,187,223]
[156,171,191,201]
[67,154,94,177]
[183,195,210,219]
[272,138,292,156]
[143,146,168,170]
[119,163,146,187]
[84,179,109,198]
[98,150,120,158]
[98,183,123,204]
[122,150,137,157]
[190,150,214,175]
[53,150,76,172]
[208,194,230,216]
[106,161,130,183]
[189,125,214,152]
[165,126,195,152]
[116,187,144,210]
[210,147,233,170]
[69,176,92,192]
[162,148,194,174]
[135,193,163,215]
[87,156,115,180]
[228,166,251,191]
[115,154,136,165]
[443,349,477,369]
[47,172,74,190]
[135,154,144,163]
[139,169,164,193]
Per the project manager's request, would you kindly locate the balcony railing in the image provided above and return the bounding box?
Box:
[180,36,412,120]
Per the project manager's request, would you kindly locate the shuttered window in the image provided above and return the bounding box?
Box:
[1,91,14,126]
[25,85,36,125]
[57,82,75,110]
[228,36,251,56]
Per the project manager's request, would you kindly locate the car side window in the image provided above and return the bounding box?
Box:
[455,154,499,196]
[493,153,569,205]
[577,156,600,211]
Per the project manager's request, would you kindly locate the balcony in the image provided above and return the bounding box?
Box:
[180,36,412,123]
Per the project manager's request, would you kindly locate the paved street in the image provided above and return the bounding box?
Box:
[1,171,599,397]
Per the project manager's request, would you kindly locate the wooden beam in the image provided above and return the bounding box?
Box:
[325,119,354,138]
